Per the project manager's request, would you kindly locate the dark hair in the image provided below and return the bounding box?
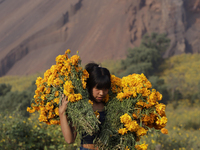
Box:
[85,63,111,92]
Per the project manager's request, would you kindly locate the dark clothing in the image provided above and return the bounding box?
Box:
[81,111,105,144]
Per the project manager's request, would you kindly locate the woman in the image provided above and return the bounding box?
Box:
[59,63,111,150]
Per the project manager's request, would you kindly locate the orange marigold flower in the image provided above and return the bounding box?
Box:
[88,100,93,105]
[142,114,150,122]
[103,94,109,103]
[54,91,59,97]
[132,113,138,119]
[161,128,168,134]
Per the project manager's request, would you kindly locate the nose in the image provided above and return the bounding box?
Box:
[99,90,104,96]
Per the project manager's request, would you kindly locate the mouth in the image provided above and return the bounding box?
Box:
[97,97,103,100]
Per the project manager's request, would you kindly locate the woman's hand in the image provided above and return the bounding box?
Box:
[59,94,69,116]
[59,94,77,143]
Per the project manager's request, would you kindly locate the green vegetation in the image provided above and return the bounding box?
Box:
[0,113,78,150]
[161,53,200,104]
[115,33,170,78]
[0,73,42,92]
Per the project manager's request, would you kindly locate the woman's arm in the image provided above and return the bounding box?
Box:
[59,95,77,144]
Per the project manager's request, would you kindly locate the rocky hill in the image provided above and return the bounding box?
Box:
[0,0,200,76]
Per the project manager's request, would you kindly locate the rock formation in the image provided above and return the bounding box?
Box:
[0,0,200,76]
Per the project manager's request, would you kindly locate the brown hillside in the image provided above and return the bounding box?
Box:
[0,0,200,76]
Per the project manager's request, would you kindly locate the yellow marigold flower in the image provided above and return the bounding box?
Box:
[136,100,145,107]
[37,85,45,93]
[46,102,54,110]
[68,94,75,102]
[156,91,162,101]
[117,92,125,101]
[54,98,60,104]
[65,49,71,54]
[135,143,148,150]
[53,78,64,86]
[118,128,128,135]
[74,93,82,101]
[68,55,80,66]
[155,103,166,116]
[137,127,147,136]
[147,91,157,106]
[34,98,40,104]
[36,77,43,86]
[142,88,151,97]
[125,120,139,132]
[56,55,67,65]
[44,69,52,78]
[27,107,36,113]
[82,80,87,89]
[120,113,132,124]
[39,113,48,122]
[156,116,168,126]
[144,103,152,108]
[47,75,55,86]
[41,94,46,100]
[83,69,89,78]
[45,87,51,94]
[55,107,59,116]
[48,111,55,119]
[94,111,100,119]
[136,87,143,94]
[111,75,122,93]
[88,100,93,105]
[144,81,152,88]
[50,119,60,125]
[161,128,168,134]
[63,81,74,94]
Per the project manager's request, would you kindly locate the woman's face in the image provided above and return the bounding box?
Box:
[91,86,109,103]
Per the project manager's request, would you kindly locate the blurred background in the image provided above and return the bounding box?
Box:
[0,0,199,149]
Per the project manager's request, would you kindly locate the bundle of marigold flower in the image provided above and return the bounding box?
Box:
[95,73,168,150]
[27,50,100,135]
